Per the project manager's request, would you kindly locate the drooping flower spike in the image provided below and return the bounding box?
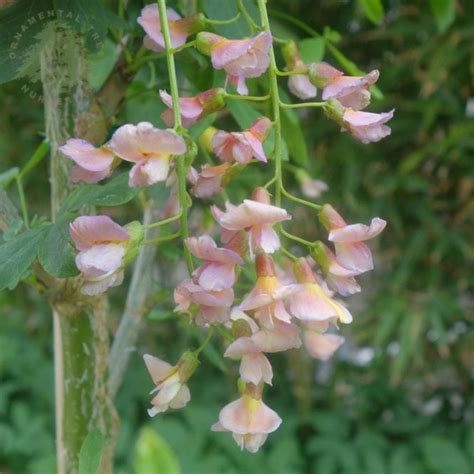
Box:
[160,88,225,128]
[212,187,290,256]
[319,204,387,274]
[212,117,272,164]
[60,139,115,184]
[70,216,130,296]
[138,4,205,52]
[196,31,272,95]
[109,122,187,187]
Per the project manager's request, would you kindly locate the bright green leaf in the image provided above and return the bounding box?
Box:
[38,216,78,278]
[419,436,470,474]
[430,0,456,33]
[78,428,105,474]
[358,0,385,25]
[0,226,46,291]
[134,427,181,474]
[0,168,19,188]
[299,37,325,63]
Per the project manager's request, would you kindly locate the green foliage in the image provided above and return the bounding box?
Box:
[430,0,456,33]
[357,0,385,25]
[78,429,106,474]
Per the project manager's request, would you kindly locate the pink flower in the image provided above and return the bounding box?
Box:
[300,176,328,199]
[109,122,186,187]
[70,215,130,296]
[174,278,234,325]
[240,255,298,328]
[319,204,386,274]
[308,62,344,88]
[303,331,345,361]
[143,353,195,416]
[312,241,361,296]
[137,5,204,52]
[212,188,290,256]
[225,337,273,385]
[286,258,353,324]
[185,235,244,291]
[212,394,282,452]
[288,67,318,100]
[160,88,225,128]
[59,138,114,184]
[212,117,272,164]
[342,109,394,144]
[322,70,379,110]
[198,32,272,95]
[188,163,230,198]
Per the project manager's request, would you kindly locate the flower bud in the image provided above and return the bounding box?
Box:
[323,98,345,125]
[310,241,330,274]
[123,221,145,265]
[308,62,343,88]
[281,40,300,69]
[196,31,220,56]
[293,258,317,284]
[199,126,218,152]
[177,350,200,382]
[255,254,276,277]
[251,187,271,204]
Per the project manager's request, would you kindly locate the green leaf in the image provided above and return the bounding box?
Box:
[60,173,140,215]
[133,427,181,474]
[19,139,49,178]
[78,428,105,474]
[0,168,19,188]
[38,217,78,278]
[87,39,120,91]
[419,436,470,474]
[0,226,46,291]
[358,0,384,25]
[279,88,309,166]
[298,37,325,63]
[430,0,455,33]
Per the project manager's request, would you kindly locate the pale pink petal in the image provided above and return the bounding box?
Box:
[334,241,374,274]
[224,337,260,357]
[196,305,231,325]
[69,165,112,184]
[59,139,114,172]
[304,331,345,361]
[329,218,387,242]
[252,322,302,352]
[256,224,281,253]
[273,300,292,323]
[185,235,243,264]
[75,243,125,278]
[109,124,143,162]
[212,38,254,69]
[196,263,236,291]
[342,109,394,144]
[243,131,267,162]
[136,123,186,155]
[143,354,173,383]
[80,269,124,296]
[288,74,317,100]
[70,215,129,251]
[240,353,273,385]
[168,384,191,409]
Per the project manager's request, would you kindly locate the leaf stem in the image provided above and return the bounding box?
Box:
[280,227,314,248]
[279,101,327,109]
[225,93,270,102]
[275,69,308,77]
[15,175,29,228]
[143,231,180,245]
[205,12,241,25]
[237,0,260,33]
[157,0,194,274]
[281,186,322,211]
[142,212,181,229]
[194,327,215,355]
[172,40,196,54]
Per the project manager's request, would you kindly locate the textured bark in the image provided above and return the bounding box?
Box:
[40,27,116,474]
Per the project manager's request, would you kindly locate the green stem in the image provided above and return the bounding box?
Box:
[143,231,180,245]
[276,69,308,76]
[225,93,270,102]
[280,227,314,248]
[172,40,196,54]
[15,175,29,228]
[194,327,215,355]
[237,0,260,33]
[257,0,282,208]
[142,212,181,229]
[157,0,194,274]
[279,101,327,109]
[205,12,241,25]
[281,186,322,211]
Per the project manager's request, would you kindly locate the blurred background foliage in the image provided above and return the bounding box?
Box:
[0,0,473,473]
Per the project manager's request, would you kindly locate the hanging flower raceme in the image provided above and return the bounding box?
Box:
[70,216,143,296]
[212,187,290,256]
[108,122,186,187]
[282,41,317,100]
[212,117,272,164]
[137,4,205,52]
[212,383,282,453]
[143,351,199,416]
[174,278,234,325]
[160,88,226,128]
[184,235,244,291]
[319,204,387,274]
[196,31,272,95]
[59,139,115,184]
[286,258,353,324]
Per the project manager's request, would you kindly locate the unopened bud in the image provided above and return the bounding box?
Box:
[308,62,343,88]
[178,351,200,381]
